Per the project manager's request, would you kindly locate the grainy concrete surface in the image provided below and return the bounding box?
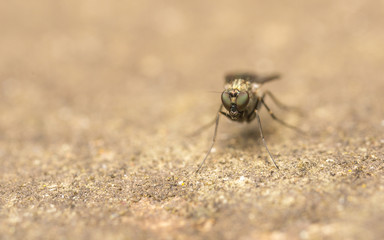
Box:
[0,1,383,239]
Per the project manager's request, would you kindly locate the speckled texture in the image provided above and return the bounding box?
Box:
[1,1,384,240]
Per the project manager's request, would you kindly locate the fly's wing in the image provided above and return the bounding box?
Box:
[225,72,280,84]
[256,73,280,84]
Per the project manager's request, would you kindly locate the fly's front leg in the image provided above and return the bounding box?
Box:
[189,105,223,137]
[246,112,256,122]
[195,105,223,173]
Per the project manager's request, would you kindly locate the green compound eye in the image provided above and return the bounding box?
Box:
[221,92,231,110]
[236,92,249,111]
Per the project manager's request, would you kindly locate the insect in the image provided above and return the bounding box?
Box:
[195,72,301,173]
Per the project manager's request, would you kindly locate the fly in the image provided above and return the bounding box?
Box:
[195,72,302,173]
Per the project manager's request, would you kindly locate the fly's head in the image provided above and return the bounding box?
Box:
[221,89,249,120]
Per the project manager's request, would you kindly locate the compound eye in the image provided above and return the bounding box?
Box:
[221,92,231,110]
[236,92,249,111]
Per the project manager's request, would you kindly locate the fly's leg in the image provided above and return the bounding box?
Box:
[262,91,302,114]
[260,97,305,134]
[195,106,224,174]
[255,110,279,169]
[189,105,223,137]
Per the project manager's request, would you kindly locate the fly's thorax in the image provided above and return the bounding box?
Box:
[224,79,250,92]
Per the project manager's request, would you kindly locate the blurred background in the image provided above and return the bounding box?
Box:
[1,0,383,144]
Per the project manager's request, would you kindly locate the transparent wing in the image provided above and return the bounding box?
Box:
[225,73,280,84]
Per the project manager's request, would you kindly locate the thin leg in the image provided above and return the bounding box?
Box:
[262,91,301,113]
[189,117,216,137]
[219,111,232,120]
[195,107,222,173]
[255,110,279,169]
[261,97,305,134]
[189,105,223,137]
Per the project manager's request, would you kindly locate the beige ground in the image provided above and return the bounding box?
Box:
[1,1,384,239]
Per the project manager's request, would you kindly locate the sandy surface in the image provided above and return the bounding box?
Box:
[1,1,384,239]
